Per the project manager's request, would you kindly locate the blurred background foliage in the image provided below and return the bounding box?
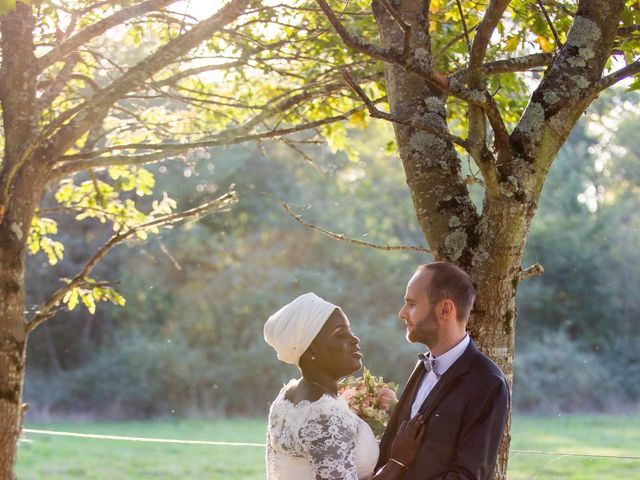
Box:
[23,88,640,418]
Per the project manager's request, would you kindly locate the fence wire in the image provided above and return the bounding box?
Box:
[21,429,640,461]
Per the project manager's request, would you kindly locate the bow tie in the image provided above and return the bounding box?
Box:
[418,353,440,378]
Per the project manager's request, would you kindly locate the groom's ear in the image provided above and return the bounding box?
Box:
[439,299,455,320]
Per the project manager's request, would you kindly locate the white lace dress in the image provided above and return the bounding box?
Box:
[266,380,380,480]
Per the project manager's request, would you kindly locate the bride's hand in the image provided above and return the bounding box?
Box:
[389,415,426,467]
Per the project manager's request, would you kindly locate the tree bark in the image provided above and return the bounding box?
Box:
[0,227,28,480]
[0,4,49,478]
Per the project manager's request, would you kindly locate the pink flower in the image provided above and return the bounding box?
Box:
[340,387,357,405]
[376,386,397,411]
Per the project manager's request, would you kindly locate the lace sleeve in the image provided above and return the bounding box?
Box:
[299,408,359,480]
[265,427,275,477]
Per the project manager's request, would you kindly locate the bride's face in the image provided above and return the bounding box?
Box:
[310,309,363,378]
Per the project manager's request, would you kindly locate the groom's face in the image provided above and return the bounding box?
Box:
[399,270,439,347]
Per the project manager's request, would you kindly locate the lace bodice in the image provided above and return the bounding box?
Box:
[266,379,379,480]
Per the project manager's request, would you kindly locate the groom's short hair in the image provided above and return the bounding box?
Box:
[418,262,475,322]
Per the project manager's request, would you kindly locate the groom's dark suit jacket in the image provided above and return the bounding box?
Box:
[377,339,509,480]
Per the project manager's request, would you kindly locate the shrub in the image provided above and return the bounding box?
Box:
[513,331,618,413]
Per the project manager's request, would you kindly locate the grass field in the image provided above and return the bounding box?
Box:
[17,414,640,479]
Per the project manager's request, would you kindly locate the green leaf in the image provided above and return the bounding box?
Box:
[111,290,127,306]
[63,288,79,311]
[504,35,520,53]
[627,78,640,92]
[28,213,64,264]
[79,290,96,314]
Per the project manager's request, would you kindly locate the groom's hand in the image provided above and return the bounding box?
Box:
[389,415,426,467]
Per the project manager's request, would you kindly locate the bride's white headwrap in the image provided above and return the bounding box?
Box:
[264,292,342,366]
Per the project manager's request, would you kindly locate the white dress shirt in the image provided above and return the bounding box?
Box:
[410,334,470,418]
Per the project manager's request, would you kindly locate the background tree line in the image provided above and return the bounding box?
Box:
[24,89,640,418]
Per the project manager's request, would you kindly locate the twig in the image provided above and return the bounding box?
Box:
[159,242,182,271]
[537,0,562,48]
[519,263,544,280]
[283,202,430,253]
[281,140,324,173]
[433,24,478,61]
[26,189,237,332]
[455,0,472,54]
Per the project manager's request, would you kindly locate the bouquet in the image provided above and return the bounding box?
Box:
[339,367,398,439]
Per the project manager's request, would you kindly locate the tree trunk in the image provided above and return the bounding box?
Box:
[0,8,46,477]
[0,226,28,480]
[466,195,538,478]
[0,178,48,480]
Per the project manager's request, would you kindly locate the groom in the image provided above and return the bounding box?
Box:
[377,262,509,479]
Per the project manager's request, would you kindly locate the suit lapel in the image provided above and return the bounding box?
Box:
[396,360,425,420]
[378,360,425,464]
[417,339,479,418]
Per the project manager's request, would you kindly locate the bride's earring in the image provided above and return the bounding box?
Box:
[311,355,316,360]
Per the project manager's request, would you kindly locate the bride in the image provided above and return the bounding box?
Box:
[264,292,424,479]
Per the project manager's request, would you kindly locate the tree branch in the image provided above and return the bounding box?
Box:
[150,61,247,88]
[45,0,252,162]
[316,0,477,101]
[51,150,182,182]
[467,0,511,163]
[469,0,511,78]
[37,0,178,70]
[26,189,238,332]
[617,25,640,38]
[314,0,401,62]
[511,0,625,175]
[50,103,373,180]
[342,71,469,150]
[595,59,640,91]
[484,91,512,156]
[540,0,575,17]
[450,53,554,82]
[36,53,82,112]
[283,202,431,253]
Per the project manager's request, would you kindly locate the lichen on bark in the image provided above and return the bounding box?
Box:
[566,16,601,48]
